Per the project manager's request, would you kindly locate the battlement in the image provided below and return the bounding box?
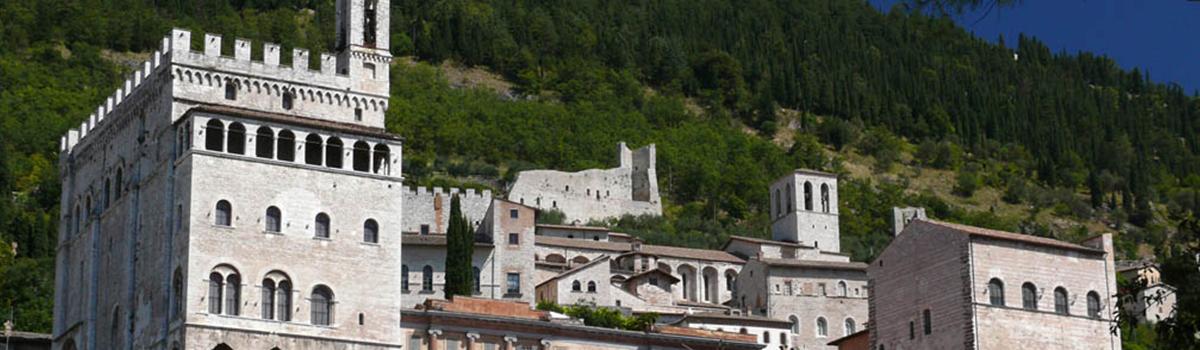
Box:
[402,185,493,198]
[169,29,350,79]
[59,37,171,155]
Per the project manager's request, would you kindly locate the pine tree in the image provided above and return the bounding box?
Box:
[443,195,475,299]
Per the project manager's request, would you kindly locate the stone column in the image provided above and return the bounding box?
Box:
[466,333,480,350]
[429,329,443,350]
[503,335,517,350]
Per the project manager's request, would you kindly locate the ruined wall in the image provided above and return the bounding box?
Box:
[508,143,661,224]
[400,187,492,234]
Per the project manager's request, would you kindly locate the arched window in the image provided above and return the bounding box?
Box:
[208,272,224,314]
[311,286,333,326]
[401,265,410,291]
[816,317,827,337]
[215,200,232,226]
[352,141,370,172]
[774,189,781,217]
[304,134,323,166]
[363,0,378,46]
[114,167,123,200]
[1022,283,1038,310]
[282,91,294,110]
[763,331,770,343]
[572,256,590,265]
[1054,287,1069,315]
[587,281,597,293]
[205,119,225,151]
[844,318,856,335]
[363,219,379,243]
[277,130,296,162]
[325,137,344,169]
[803,181,814,211]
[988,278,1005,306]
[838,281,848,297]
[227,122,246,155]
[225,81,238,100]
[224,273,241,316]
[422,265,433,292]
[922,309,931,335]
[572,280,582,292]
[314,213,331,238]
[789,315,800,334]
[373,144,390,175]
[1087,291,1101,318]
[780,332,788,345]
[256,127,275,159]
[473,267,481,294]
[821,183,831,212]
[277,280,292,321]
[262,279,276,320]
[265,206,282,233]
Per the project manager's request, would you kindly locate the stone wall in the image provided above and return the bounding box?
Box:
[400,186,492,234]
[508,143,661,224]
[766,267,869,350]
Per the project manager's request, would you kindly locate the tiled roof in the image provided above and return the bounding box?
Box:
[641,245,745,264]
[537,223,611,232]
[722,235,813,249]
[402,234,494,247]
[535,236,630,251]
[536,255,611,288]
[677,312,792,327]
[626,267,680,284]
[913,220,1106,255]
[759,258,868,271]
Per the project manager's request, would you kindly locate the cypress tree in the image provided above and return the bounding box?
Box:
[443,195,475,299]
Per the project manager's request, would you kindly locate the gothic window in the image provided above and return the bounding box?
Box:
[988,278,1005,306]
[803,181,814,211]
[787,183,794,212]
[789,315,800,333]
[572,280,581,292]
[311,285,333,326]
[304,134,322,165]
[352,141,370,171]
[587,281,597,293]
[372,144,390,175]
[816,317,827,337]
[315,213,331,238]
[215,200,232,226]
[922,309,931,335]
[227,122,246,155]
[265,206,282,233]
[224,273,241,316]
[363,0,378,47]
[103,178,111,209]
[172,268,183,319]
[1054,287,1069,315]
[262,279,276,320]
[844,318,856,335]
[422,265,433,292]
[1087,291,1101,318]
[838,281,848,297]
[325,137,344,169]
[401,265,410,291]
[821,183,831,213]
[277,130,296,162]
[277,280,292,321]
[363,219,379,243]
[1022,282,1038,310]
[225,81,237,100]
[256,127,275,159]
[282,91,294,110]
[205,119,225,151]
[114,167,123,200]
[208,272,224,314]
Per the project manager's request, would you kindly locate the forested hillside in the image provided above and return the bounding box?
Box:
[1,0,1197,338]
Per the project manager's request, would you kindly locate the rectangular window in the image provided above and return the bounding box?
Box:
[420,225,430,235]
[508,233,519,245]
[354,108,363,122]
[909,321,915,339]
[923,309,932,335]
[510,208,519,218]
[506,273,521,295]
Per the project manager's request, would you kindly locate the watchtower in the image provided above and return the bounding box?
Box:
[769,170,840,252]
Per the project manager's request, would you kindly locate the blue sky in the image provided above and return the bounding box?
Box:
[870,0,1200,93]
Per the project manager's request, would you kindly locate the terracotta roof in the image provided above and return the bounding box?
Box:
[402,234,494,247]
[536,236,630,251]
[675,300,731,309]
[641,244,745,264]
[537,223,611,232]
[722,235,813,249]
[536,255,612,288]
[655,325,759,343]
[182,103,402,141]
[626,267,680,285]
[759,258,868,271]
[828,330,869,346]
[419,297,548,320]
[913,220,1106,255]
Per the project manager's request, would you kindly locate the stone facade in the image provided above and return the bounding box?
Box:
[401,187,493,234]
[53,1,399,349]
[868,220,1122,350]
[891,206,926,236]
[507,143,661,224]
[770,170,840,253]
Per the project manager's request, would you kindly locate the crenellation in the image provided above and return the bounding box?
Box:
[293,49,310,70]
[321,53,336,75]
[263,42,281,66]
[204,33,221,57]
[234,39,251,61]
[170,28,191,52]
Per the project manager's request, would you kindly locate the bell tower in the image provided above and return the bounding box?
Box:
[336,0,391,96]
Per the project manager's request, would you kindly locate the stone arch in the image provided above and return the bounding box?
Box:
[277,130,296,162]
[821,183,831,213]
[804,181,814,211]
[677,264,698,301]
[255,126,275,159]
[571,255,590,265]
[325,137,343,168]
[204,119,224,151]
[702,266,719,303]
[545,254,566,264]
[373,144,391,175]
[352,141,371,172]
[226,122,246,155]
[304,133,323,166]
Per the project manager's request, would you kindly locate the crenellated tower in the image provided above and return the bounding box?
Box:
[336,0,392,97]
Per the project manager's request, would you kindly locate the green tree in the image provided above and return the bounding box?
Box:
[443,195,475,299]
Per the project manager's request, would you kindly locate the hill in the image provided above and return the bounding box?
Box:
[1,0,1197,337]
